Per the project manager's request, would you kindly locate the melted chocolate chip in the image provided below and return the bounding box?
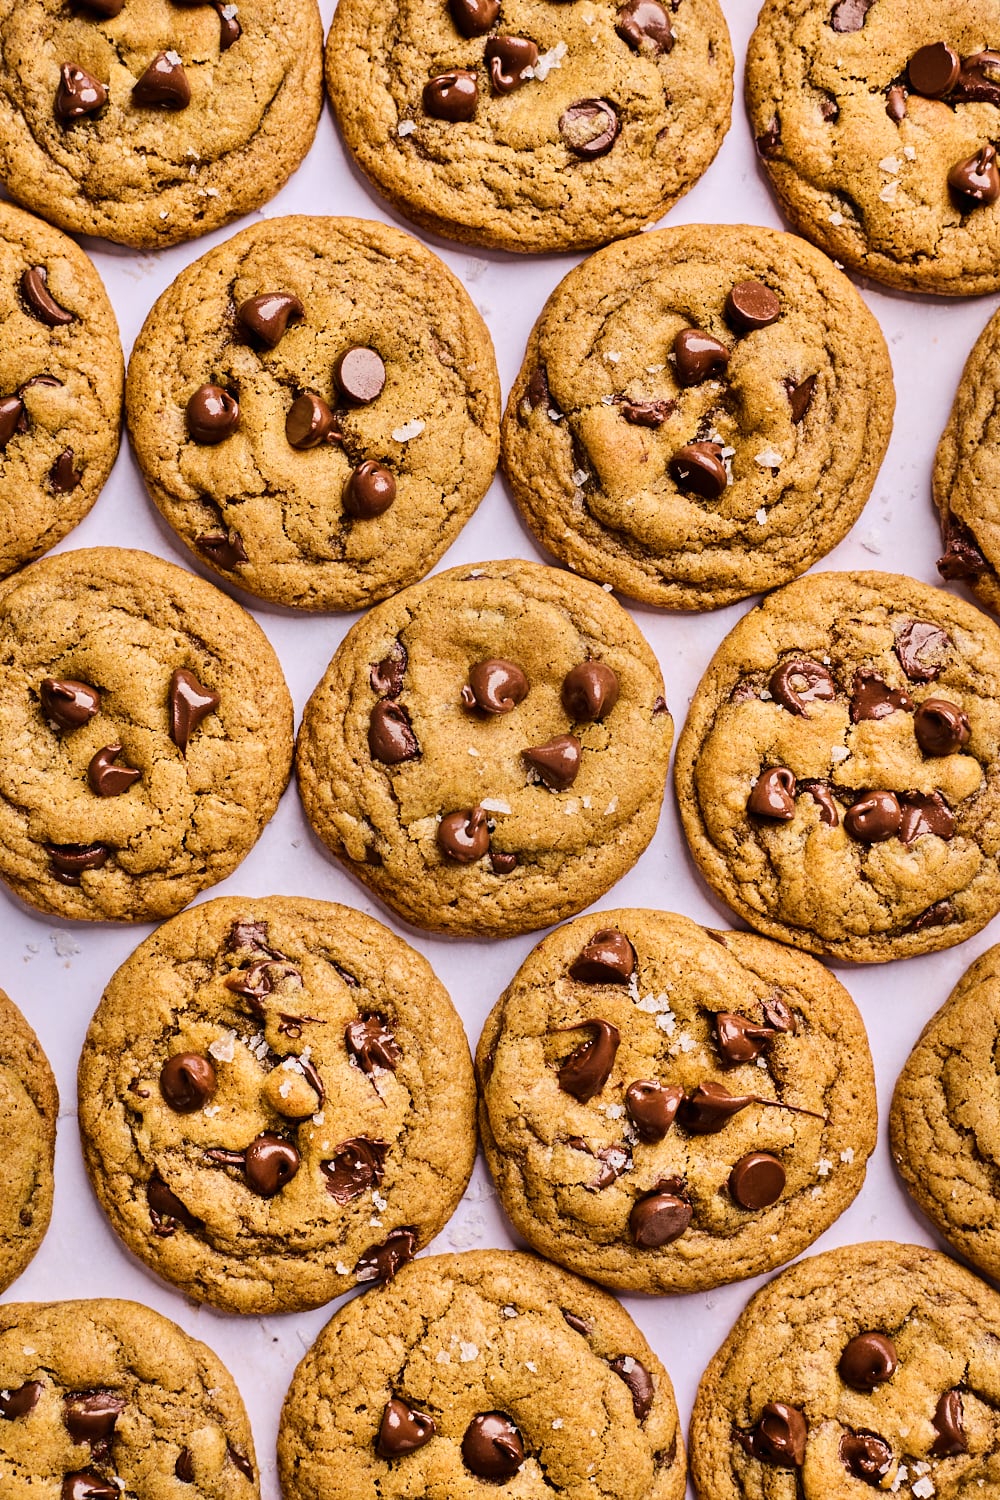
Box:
[346,1015,401,1074]
[931,1389,967,1457]
[725,281,781,333]
[895,620,950,681]
[844,791,901,844]
[673,328,730,386]
[215,0,241,48]
[829,0,872,32]
[225,918,275,957]
[132,51,191,108]
[371,640,408,697]
[714,1012,776,1066]
[748,767,796,820]
[462,1412,525,1480]
[377,1398,436,1457]
[899,792,955,845]
[40,678,100,729]
[62,1475,118,1500]
[197,528,248,570]
[355,1227,417,1282]
[938,511,990,581]
[624,1080,683,1141]
[786,374,817,424]
[562,1309,591,1335]
[840,1431,894,1485]
[609,1355,654,1421]
[568,1136,632,1191]
[913,698,970,756]
[489,849,518,874]
[562,661,619,721]
[839,1332,897,1391]
[559,99,619,158]
[763,995,797,1032]
[526,366,550,409]
[669,441,727,499]
[236,292,304,348]
[616,0,673,53]
[169,668,220,753]
[55,63,107,122]
[949,144,1000,208]
[321,1137,389,1203]
[0,1381,42,1419]
[286,393,341,449]
[850,669,913,722]
[908,900,955,932]
[424,70,478,121]
[522,733,581,790]
[569,928,636,984]
[618,398,675,427]
[78,0,125,13]
[462,659,529,714]
[369,700,419,764]
[20,266,75,326]
[186,384,239,443]
[756,116,781,158]
[437,806,490,862]
[243,1133,300,1196]
[0,395,25,450]
[556,1020,620,1102]
[485,36,538,93]
[729,1151,785,1209]
[46,843,109,883]
[886,84,908,120]
[629,1184,692,1247]
[50,448,82,492]
[87,743,140,797]
[449,0,499,36]
[175,1448,195,1482]
[680,1080,823,1134]
[147,1171,201,1235]
[769,658,836,715]
[225,958,302,1014]
[908,42,960,98]
[63,1390,125,1448]
[738,1403,807,1466]
[227,1445,254,1481]
[953,51,1000,105]
[800,779,840,826]
[159,1053,217,1112]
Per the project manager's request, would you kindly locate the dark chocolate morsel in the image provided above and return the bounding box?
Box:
[175,1448,195,1482]
[725,281,781,333]
[87,743,141,797]
[46,843,109,883]
[840,1431,894,1485]
[908,900,955,932]
[449,0,499,36]
[899,792,955,846]
[559,99,619,158]
[569,929,636,984]
[669,441,727,499]
[0,395,25,450]
[914,698,970,756]
[615,0,673,53]
[618,398,675,427]
[715,1012,776,1066]
[526,366,550,409]
[680,1081,754,1134]
[938,511,989,581]
[346,1015,402,1073]
[286,393,341,449]
[243,1133,300,1196]
[462,659,529,714]
[786,374,817,424]
[132,51,192,108]
[321,1137,390,1204]
[147,1171,201,1234]
[756,116,781,158]
[738,1402,807,1466]
[333,348,386,405]
[369,700,419,764]
[159,1053,217,1113]
[169,667,220,753]
[931,1389,967,1457]
[0,1382,42,1419]
[556,1019,620,1102]
[377,1398,436,1457]
[839,1332,898,1392]
[629,1186,692,1247]
[489,848,518,874]
[850,669,913,722]
[673,328,730,386]
[561,661,619,722]
[769,658,836,715]
[886,84,908,120]
[729,1151,785,1209]
[50,448,82,492]
[562,1309,591,1335]
[214,0,241,48]
[522,733,581,790]
[227,1445,254,1481]
[895,620,949,681]
[78,0,125,13]
[62,1475,118,1500]
[18,374,63,395]
[20,266,75,326]
[485,36,538,93]
[462,1412,525,1480]
[63,1390,125,1446]
[55,63,107,122]
[438,806,490,862]
[949,144,1000,208]
[800,779,839,826]
[186,384,239,443]
[908,42,960,98]
[344,461,397,518]
[355,1227,418,1282]
[844,791,902,844]
[236,292,304,349]
[829,0,872,32]
[953,50,1000,106]
[40,678,100,729]
[624,1080,683,1142]
[196,528,248,570]
[747,767,796,820]
[609,1355,654,1421]
[423,70,479,122]
[371,640,407,697]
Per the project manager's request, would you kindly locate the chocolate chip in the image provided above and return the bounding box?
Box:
[462,1412,525,1480]
[673,327,730,386]
[20,266,75,326]
[147,1171,201,1235]
[437,806,490,862]
[62,1475,118,1500]
[186,384,239,443]
[769,658,836,715]
[40,678,100,729]
[763,994,797,1032]
[618,398,675,427]
[169,668,220,753]
[159,1053,217,1112]
[225,918,278,958]
[800,779,839,825]
[610,1356,654,1421]
[556,1020,620,1102]
[462,659,529,714]
[424,70,478,121]
[895,620,949,682]
[952,51,1000,106]
[132,51,191,108]
[829,0,872,31]
[624,1080,683,1142]
[55,63,107,122]
[669,441,727,499]
[756,116,781,158]
[224,958,302,1016]
[899,791,955,845]
[786,374,816,423]
[526,366,549,409]
[321,1138,389,1204]
[18,373,62,395]
[840,1431,894,1485]
[344,460,396,518]
[908,42,960,98]
[522,733,581,790]
[489,849,518,873]
[242,1133,300,1196]
[908,900,955,932]
[850,669,913,722]
[215,1,241,49]
[725,281,781,333]
[78,0,124,13]
[839,1332,897,1391]
[236,292,304,348]
[286,393,341,449]
[562,1309,591,1335]
[227,1445,254,1481]
[844,791,901,843]
[714,1012,776,1066]
[46,843,110,883]
[355,1227,417,1282]
[449,0,499,36]
[568,929,636,984]
[0,1382,42,1419]
[196,528,248,570]
[559,99,619,158]
[949,144,1000,208]
[377,1398,436,1457]
[50,448,82,493]
[485,36,538,93]
[938,511,989,581]
[914,698,970,756]
[931,1389,967,1457]
[346,1015,401,1074]
[738,1403,807,1466]
[63,1391,125,1448]
[747,767,796,820]
[729,1151,785,1209]
[616,0,673,53]
[818,92,839,121]
[629,1185,692,1247]
[681,1080,823,1134]
[87,743,141,797]
[175,1448,195,1482]
[369,700,419,764]
[886,84,908,120]
[0,395,25,450]
[371,640,408,697]
[562,661,619,722]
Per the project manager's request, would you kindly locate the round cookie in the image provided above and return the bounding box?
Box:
[501,224,894,610]
[477,910,875,1295]
[746,0,1000,296]
[278,1248,685,1500]
[690,1241,1000,1499]
[0,1297,259,1493]
[324,0,733,254]
[295,558,673,938]
[127,215,500,612]
[0,201,122,579]
[0,986,57,1295]
[934,304,1000,614]
[890,943,1000,1283]
[0,546,292,923]
[675,570,1000,963]
[0,0,322,250]
[78,895,477,1315]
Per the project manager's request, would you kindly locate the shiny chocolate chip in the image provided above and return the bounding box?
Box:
[489,849,518,873]
[175,1448,195,1482]
[715,1012,776,1066]
[345,461,396,518]
[562,661,619,722]
[40,678,100,729]
[669,441,727,499]
[243,1133,300,1197]
[438,806,490,862]
[747,767,796,820]
[829,0,872,32]
[486,36,538,93]
[55,63,107,122]
[844,791,901,844]
[559,99,619,158]
[197,528,248,570]
[908,42,960,98]
[949,144,1000,208]
[225,957,301,1014]
[0,1382,42,1420]
[938,511,989,581]
[680,1081,755,1134]
[186,384,239,443]
[286,393,341,449]
[377,1397,436,1457]
[931,1389,967,1457]
[20,266,74,326]
[46,843,109,883]
[557,1020,620,1102]
[786,374,816,424]
[159,1053,217,1113]
[62,1475,118,1500]
[886,84,908,120]
[800,780,839,826]
[756,116,781,157]
[462,1412,525,1480]
[321,1138,389,1204]
[953,50,1000,105]
[236,292,304,348]
[369,700,419,764]
[738,1403,807,1466]
[908,899,955,933]
[449,0,499,36]
[630,1184,692,1247]
[895,620,949,681]
[346,1015,401,1074]
[625,1080,683,1142]
[850,669,913,722]
[50,447,81,492]
[914,698,970,756]
[562,1309,591,1335]
[0,395,25,450]
[769,658,836,715]
[371,639,407,697]
[616,0,673,53]
[729,1151,785,1209]
[673,328,730,386]
[132,51,191,108]
[63,1390,124,1447]
[462,658,530,714]
[839,1332,897,1392]
[522,733,581,790]
[169,667,220,753]
[610,1355,654,1421]
[424,70,478,121]
[899,792,955,845]
[215,1,241,49]
[619,398,675,427]
[355,1227,417,1283]
[725,281,781,333]
[840,1431,894,1485]
[569,929,636,984]
[147,1171,201,1234]
[87,743,140,797]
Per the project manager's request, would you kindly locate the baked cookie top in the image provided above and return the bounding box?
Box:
[0,1296,258,1495]
[0,200,122,580]
[0,546,292,923]
[690,1241,1000,1500]
[746,0,1000,294]
[501,223,894,610]
[0,0,322,249]
[295,558,673,938]
[78,895,477,1315]
[477,910,875,1295]
[324,0,733,254]
[891,943,1000,1283]
[278,1248,685,1500]
[934,303,1000,615]
[0,986,57,1296]
[127,215,500,612]
[675,571,1000,962]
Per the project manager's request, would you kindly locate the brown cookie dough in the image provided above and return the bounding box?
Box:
[675,570,1000,962]
[78,895,477,1315]
[0,986,57,1295]
[126,215,500,611]
[690,1241,1000,1499]
[746,0,1000,295]
[501,223,894,609]
[324,0,733,253]
[0,0,323,249]
[278,1249,685,1500]
[934,302,1000,613]
[0,546,292,922]
[295,558,673,938]
[477,910,875,1295]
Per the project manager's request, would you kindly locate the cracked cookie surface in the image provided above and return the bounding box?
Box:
[126,215,500,612]
[0,546,292,922]
[278,1248,685,1500]
[934,303,1000,615]
[0,0,322,249]
[674,571,1000,962]
[501,223,894,610]
[690,1241,1000,1500]
[746,0,1000,295]
[477,909,875,1295]
[324,0,732,253]
[295,558,672,938]
[0,1296,258,1496]
[0,986,57,1296]
[78,895,476,1315]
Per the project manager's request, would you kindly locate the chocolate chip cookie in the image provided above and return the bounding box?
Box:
[0,0,322,249]
[0,201,122,580]
[0,1296,258,1493]
[501,223,894,610]
[675,571,1000,962]
[295,558,673,938]
[690,1240,1000,1499]
[324,0,733,254]
[0,986,57,1295]
[934,303,1000,613]
[746,0,1000,294]
[477,910,875,1295]
[127,215,500,612]
[0,546,292,922]
[78,895,477,1315]
[278,1248,685,1500]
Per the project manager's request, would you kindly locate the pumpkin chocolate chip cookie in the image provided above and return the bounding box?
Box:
[0,986,57,1296]
[934,303,1000,614]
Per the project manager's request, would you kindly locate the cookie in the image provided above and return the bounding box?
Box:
[477,910,875,1295]
[675,570,1000,963]
[890,943,1000,1283]
[126,216,500,612]
[0,0,322,250]
[324,0,733,254]
[746,0,1000,295]
[934,304,1000,614]
[0,1296,259,1493]
[0,986,57,1295]
[78,895,477,1315]
[0,201,122,580]
[278,1248,685,1500]
[501,223,894,610]
[295,558,673,938]
[0,546,292,923]
[690,1240,1000,1499]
